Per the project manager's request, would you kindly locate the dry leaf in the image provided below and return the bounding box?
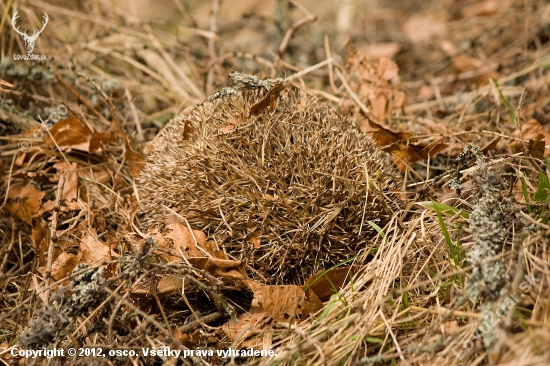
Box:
[222,310,269,344]
[49,252,80,281]
[219,118,240,134]
[5,182,45,224]
[525,134,546,159]
[89,130,116,154]
[80,234,113,265]
[124,137,146,178]
[165,221,203,259]
[460,0,509,17]
[302,288,323,317]
[357,43,401,59]
[441,320,460,334]
[252,285,305,321]
[303,267,353,302]
[157,274,186,296]
[249,83,284,117]
[250,234,261,249]
[44,116,93,151]
[480,136,501,155]
[31,219,50,266]
[346,50,406,121]
[367,119,448,170]
[402,12,448,44]
[188,257,250,285]
[511,119,550,157]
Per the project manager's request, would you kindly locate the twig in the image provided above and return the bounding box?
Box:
[324,35,339,93]
[277,12,317,58]
[124,88,143,141]
[54,73,111,126]
[334,68,370,115]
[180,311,224,333]
[44,171,67,304]
[206,51,275,73]
[104,287,198,364]
[0,220,17,279]
[206,0,221,95]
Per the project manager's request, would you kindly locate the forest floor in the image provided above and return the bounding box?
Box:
[1,0,550,365]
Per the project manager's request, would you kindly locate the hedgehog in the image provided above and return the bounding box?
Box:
[138,73,402,285]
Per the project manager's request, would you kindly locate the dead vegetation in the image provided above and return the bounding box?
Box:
[1,0,550,365]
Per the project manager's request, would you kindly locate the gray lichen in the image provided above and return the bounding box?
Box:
[20,265,107,349]
[466,163,509,302]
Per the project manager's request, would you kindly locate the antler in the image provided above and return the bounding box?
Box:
[11,11,28,38]
[33,13,49,37]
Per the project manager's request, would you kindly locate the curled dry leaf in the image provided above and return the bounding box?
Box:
[188,257,250,285]
[367,119,448,170]
[157,274,188,296]
[248,83,284,117]
[124,137,146,178]
[49,252,81,281]
[5,182,45,225]
[511,119,550,157]
[357,43,401,60]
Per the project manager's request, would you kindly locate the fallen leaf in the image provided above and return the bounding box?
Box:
[346,50,407,120]
[252,285,305,321]
[250,234,261,249]
[31,219,50,266]
[461,0,509,17]
[89,130,116,154]
[303,267,353,302]
[157,274,187,296]
[80,234,113,265]
[441,320,460,334]
[366,119,448,170]
[188,257,250,285]
[4,182,45,224]
[222,309,269,344]
[525,134,546,159]
[124,137,146,178]
[44,116,93,151]
[249,83,284,117]
[165,221,204,260]
[480,136,501,155]
[402,12,448,44]
[357,43,401,59]
[511,119,550,157]
[49,252,80,281]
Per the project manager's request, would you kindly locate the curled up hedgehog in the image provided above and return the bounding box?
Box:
[138,72,403,285]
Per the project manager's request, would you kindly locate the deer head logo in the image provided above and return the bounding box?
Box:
[12,11,49,54]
